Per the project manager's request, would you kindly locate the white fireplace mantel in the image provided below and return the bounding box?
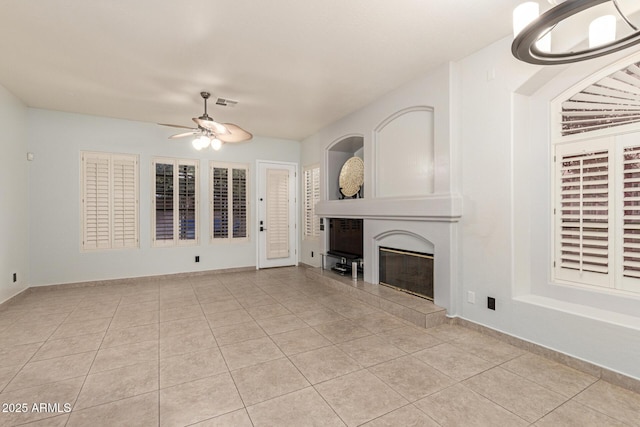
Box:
[315,194,463,222]
[316,194,462,315]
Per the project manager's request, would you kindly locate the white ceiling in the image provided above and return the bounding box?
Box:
[0,0,521,140]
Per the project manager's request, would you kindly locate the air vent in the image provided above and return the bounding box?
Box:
[561,62,640,136]
[215,98,238,108]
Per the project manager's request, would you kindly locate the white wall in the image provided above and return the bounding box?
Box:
[27,109,300,286]
[458,36,640,379]
[300,63,457,268]
[0,85,29,304]
[300,35,640,379]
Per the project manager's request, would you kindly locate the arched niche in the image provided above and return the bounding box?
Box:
[374,107,434,198]
[374,229,434,254]
[326,134,364,200]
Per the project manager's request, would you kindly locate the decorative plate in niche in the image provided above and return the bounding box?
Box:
[339,156,364,198]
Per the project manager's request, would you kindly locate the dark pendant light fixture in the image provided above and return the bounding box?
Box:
[512,0,640,65]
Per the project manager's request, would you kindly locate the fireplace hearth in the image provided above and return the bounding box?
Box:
[379,246,434,300]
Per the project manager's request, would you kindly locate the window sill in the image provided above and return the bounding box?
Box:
[514,294,640,330]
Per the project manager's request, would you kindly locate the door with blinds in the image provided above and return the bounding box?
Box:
[257,161,298,268]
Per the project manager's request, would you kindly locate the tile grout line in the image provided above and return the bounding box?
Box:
[189,276,253,424]
[61,292,123,426]
[0,296,82,411]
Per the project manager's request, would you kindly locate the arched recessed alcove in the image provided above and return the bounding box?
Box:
[374,106,434,198]
[326,134,364,200]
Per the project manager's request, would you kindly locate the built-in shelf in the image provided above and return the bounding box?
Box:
[316,194,463,222]
[327,135,364,200]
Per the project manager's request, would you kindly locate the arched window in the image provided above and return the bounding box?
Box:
[553,59,640,295]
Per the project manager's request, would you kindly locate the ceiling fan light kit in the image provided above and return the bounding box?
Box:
[512,0,640,65]
[159,92,252,150]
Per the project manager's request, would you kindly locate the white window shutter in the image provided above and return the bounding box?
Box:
[304,168,313,237]
[82,151,138,251]
[561,63,640,136]
[154,161,175,243]
[212,166,229,239]
[152,158,198,246]
[210,162,249,242]
[112,155,138,248]
[622,145,640,282]
[177,162,197,242]
[83,153,111,250]
[555,141,612,287]
[312,167,320,236]
[303,166,320,238]
[266,168,290,259]
[232,168,248,238]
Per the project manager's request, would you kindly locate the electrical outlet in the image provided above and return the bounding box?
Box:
[467,291,475,304]
[488,297,496,310]
[12,273,17,283]
[195,256,200,263]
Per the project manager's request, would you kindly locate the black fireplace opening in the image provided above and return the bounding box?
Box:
[379,246,434,300]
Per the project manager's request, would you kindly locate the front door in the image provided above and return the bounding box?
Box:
[257,161,298,268]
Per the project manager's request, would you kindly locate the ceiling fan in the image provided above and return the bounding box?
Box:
[159,92,252,151]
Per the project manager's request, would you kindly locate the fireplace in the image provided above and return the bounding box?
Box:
[379,246,434,300]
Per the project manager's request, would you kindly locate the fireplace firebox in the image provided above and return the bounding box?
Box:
[379,246,434,300]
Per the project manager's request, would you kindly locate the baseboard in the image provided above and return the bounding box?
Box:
[451,316,640,394]
[22,266,257,293]
[0,287,30,311]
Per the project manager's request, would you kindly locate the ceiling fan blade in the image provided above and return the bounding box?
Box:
[193,117,230,135]
[169,131,199,139]
[217,123,253,143]
[158,123,196,130]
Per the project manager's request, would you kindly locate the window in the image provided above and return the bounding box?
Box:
[303,165,320,238]
[152,158,198,246]
[554,136,640,294]
[561,60,640,137]
[210,162,249,241]
[81,151,139,251]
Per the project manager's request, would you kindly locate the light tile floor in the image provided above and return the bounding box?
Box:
[0,267,639,426]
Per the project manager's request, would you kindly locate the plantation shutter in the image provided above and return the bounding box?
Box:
[266,168,290,259]
[112,155,138,248]
[622,145,640,281]
[555,141,612,287]
[82,153,111,250]
[82,152,138,251]
[210,162,249,241]
[303,166,320,238]
[178,163,197,241]
[212,167,229,239]
[313,168,320,235]
[561,63,640,136]
[232,168,248,238]
[152,158,198,246]
[154,162,174,242]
